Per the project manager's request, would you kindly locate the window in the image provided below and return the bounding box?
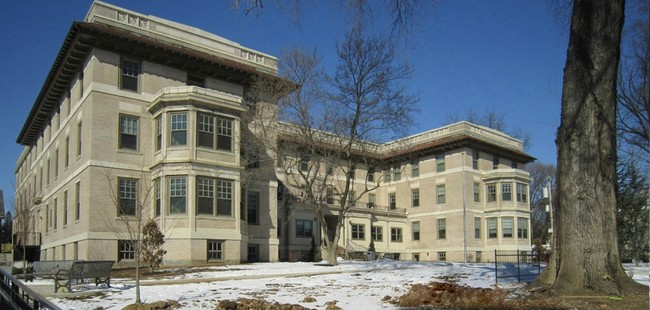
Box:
[473,182,480,202]
[516,183,528,203]
[393,165,401,181]
[54,149,59,178]
[121,59,139,91]
[207,240,223,261]
[296,219,313,238]
[119,178,137,216]
[247,191,260,225]
[170,113,188,146]
[411,189,420,207]
[367,167,375,182]
[367,193,376,208]
[388,193,396,209]
[217,179,233,216]
[46,158,50,185]
[384,169,391,182]
[437,154,445,172]
[247,244,259,262]
[412,221,420,241]
[488,218,498,238]
[502,217,513,238]
[351,224,365,240]
[155,116,162,151]
[348,190,355,206]
[493,156,499,169]
[474,217,481,239]
[154,179,161,217]
[487,184,497,202]
[411,161,420,177]
[300,156,309,172]
[46,204,51,230]
[438,252,446,261]
[391,227,403,242]
[169,177,187,214]
[197,177,214,215]
[349,165,356,179]
[326,187,334,205]
[118,240,135,260]
[517,218,528,238]
[119,115,138,150]
[75,182,80,221]
[77,121,82,157]
[64,137,69,168]
[197,113,214,148]
[217,118,233,151]
[371,226,383,241]
[472,150,479,170]
[437,218,446,239]
[53,198,58,229]
[502,183,512,201]
[436,184,446,204]
[326,163,333,175]
[63,190,68,226]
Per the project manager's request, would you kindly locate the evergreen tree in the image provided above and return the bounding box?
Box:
[141,219,166,273]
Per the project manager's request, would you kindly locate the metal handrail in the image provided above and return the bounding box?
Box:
[0,268,60,310]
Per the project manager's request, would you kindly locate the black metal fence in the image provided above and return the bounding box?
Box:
[494,250,544,284]
[0,267,60,310]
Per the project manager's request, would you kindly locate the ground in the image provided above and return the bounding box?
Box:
[31,260,648,309]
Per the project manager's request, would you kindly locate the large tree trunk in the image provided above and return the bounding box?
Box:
[540,0,646,295]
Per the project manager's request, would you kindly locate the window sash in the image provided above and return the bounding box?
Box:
[119,178,137,216]
[217,118,233,151]
[296,219,313,238]
[411,162,419,177]
[437,154,445,172]
[197,114,215,148]
[502,183,512,201]
[197,177,214,215]
[412,221,420,241]
[217,179,232,216]
[207,240,223,260]
[437,219,446,239]
[351,224,365,240]
[487,184,497,202]
[118,240,135,260]
[155,117,162,151]
[391,228,402,242]
[488,218,498,238]
[412,189,420,207]
[389,193,396,209]
[517,218,528,238]
[247,191,260,225]
[120,116,138,150]
[436,185,446,204]
[473,182,480,202]
[170,114,188,146]
[474,218,481,238]
[121,59,139,91]
[371,226,383,241]
[169,177,187,214]
[516,183,528,203]
[502,217,513,238]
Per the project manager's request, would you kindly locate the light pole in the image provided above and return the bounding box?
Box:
[461,152,467,264]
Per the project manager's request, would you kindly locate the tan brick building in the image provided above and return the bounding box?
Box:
[14,1,534,266]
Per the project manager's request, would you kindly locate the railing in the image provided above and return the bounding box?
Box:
[346,239,368,253]
[349,203,407,214]
[494,250,544,284]
[0,268,60,310]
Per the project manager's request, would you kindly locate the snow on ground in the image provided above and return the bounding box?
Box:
[42,260,649,310]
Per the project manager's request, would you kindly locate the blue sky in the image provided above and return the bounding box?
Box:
[0,0,572,207]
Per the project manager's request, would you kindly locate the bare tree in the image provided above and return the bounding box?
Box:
[252,23,417,265]
[447,109,533,150]
[526,162,556,243]
[534,0,647,295]
[12,186,37,279]
[232,0,435,44]
[101,171,157,305]
[616,156,649,264]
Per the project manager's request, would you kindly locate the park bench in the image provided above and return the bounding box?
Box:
[25,260,76,282]
[54,260,114,293]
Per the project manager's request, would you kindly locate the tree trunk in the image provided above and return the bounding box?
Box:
[542,0,646,295]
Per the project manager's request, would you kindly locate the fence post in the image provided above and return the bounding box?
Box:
[494,250,498,285]
[517,250,521,282]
